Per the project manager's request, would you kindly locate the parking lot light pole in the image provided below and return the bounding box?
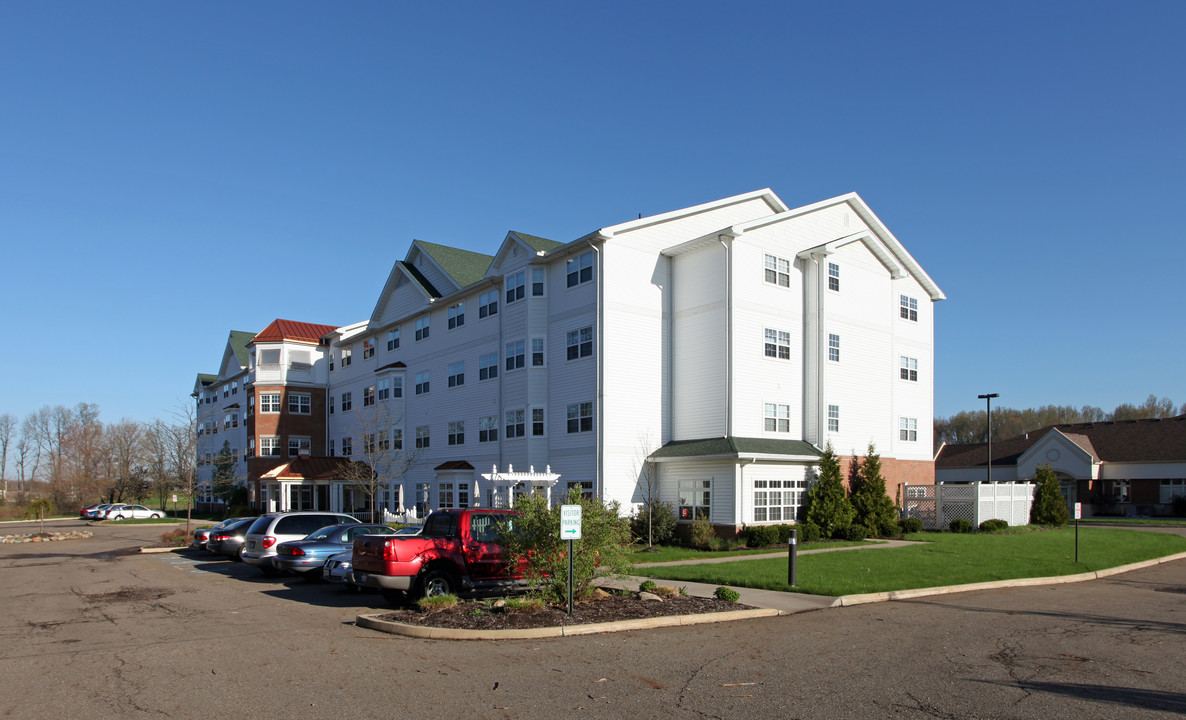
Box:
[978,393,999,484]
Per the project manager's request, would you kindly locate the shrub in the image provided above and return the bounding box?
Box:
[1030,464,1070,526]
[949,518,974,534]
[159,528,187,546]
[850,444,899,538]
[842,523,869,541]
[629,499,678,547]
[503,597,546,614]
[743,525,781,548]
[418,594,459,611]
[803,443,855,538]
[796,522,821,543]
[497,487,634,604]
[714,586,740,603]
[638,580,656,593]
[900,517,923,534]
[979,518,1009,532]
[689,513,715,549]
[651,585,678,597]
[880,518,901,538]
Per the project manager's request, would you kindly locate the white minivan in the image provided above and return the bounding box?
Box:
[241,511,358,575]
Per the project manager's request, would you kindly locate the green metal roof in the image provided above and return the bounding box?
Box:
[228,330,255,367]
[415,240,494,289]
[509,231,563,254]
[651,437,821,460]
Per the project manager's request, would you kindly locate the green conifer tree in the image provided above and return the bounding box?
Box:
[850,443,899,537]
[1030,464,1070,526]
[804,443,855,538]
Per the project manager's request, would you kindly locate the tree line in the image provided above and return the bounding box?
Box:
[0,403,197,511]
[935,394,1185,445]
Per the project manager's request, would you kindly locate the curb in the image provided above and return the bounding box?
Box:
[832,550,1186,606]
[139,546,185,554]
[356,607,780,640]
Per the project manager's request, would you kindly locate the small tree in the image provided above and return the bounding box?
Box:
[629,499,677,546]
[24,498,54,534]
[497,487,634,604]
[850,443,899,537]
[1030,464,1069,526]
[803,443,854,539]
[210,441,240,506]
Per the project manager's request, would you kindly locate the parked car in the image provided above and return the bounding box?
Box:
[80,503,103,518]
[241,511,359,575]
[100,504,165,521]
[321,550,358,589]
[193,517,253,551]
[84,503,118,520]
[274,524,398,577]
[206,518,256,560]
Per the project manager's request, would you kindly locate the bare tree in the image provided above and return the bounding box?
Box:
[631,433,663,548]
[143,421,173,511]
[16,415,41,499]
[106,420,147,503]
[0,413,14,501]
[340,405,417,522]
[166,402,198,534]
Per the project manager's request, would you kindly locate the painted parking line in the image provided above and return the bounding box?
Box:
[166,559,201,565]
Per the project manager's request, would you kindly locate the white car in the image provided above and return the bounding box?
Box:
[101,504,165,521]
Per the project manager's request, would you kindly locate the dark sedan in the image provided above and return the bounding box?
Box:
[206,518,257,560]
[273,523,398,576]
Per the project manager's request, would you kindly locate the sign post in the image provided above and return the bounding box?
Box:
[1074,502,1082,563]
[560,505,582,615]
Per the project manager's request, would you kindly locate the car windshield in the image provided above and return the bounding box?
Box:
[305,526,340,541]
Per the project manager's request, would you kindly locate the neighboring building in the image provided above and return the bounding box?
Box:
[196,189,945,531]
[193,330,254,511]
[935,416,1186,517]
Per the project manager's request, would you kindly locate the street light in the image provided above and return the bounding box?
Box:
[978,393,999,484]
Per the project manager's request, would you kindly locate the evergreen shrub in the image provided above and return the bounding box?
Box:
[949,518,974,534]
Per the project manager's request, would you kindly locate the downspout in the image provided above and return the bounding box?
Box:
[719,235,733,439]
[590,238,604,502]
[815,254,827,445]
[739,456,756,528]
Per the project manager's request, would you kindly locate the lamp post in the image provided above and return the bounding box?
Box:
[978,393,999,484]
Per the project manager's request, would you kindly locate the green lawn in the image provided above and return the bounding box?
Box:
[630,540,872,565]
[1079,518,1186,527]
[640,528,1186,596]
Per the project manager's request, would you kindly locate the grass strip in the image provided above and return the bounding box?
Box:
[641,528,1186,596]
[631,540,870,565]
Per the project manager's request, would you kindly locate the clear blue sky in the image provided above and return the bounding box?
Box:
[2,1,1183,426]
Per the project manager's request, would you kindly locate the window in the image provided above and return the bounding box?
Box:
[531,338,545,367]
[479,352,499,381]
[392,428,403,451]
[566,251,593,287]
[415,372,430,395]
[448,420,464,446]
[328,395,334,415]
[261,437,281,457]
[479,415,498,442]
[753,479,805,522]
[329,354,334,371]
[415,316,430,341]
[289,436,311,457]
[378,432,390,451]
[1111,479,1130,502]
[900,356,918,382]
[566,402,593,433]
[364,433,376,454]
[827,405,839,432]
[289,393,311,414]
[900,294,918,322]
[341,346,352,366]
[505,409,525,438]
[341,392,352,412]
[1159,480,1186,503]
[363,339,374,359]
[248,395,255,415]
[478,290,498,318]
[260,393,281,413]
[415,425,430,449]
[289,351,310,367]
[448,302,465,330]
[764,403,791,433]
[532,408,545,436]
[341,437,353,456]
[505,340,525,371]
[223,413,237,429]
[392,376,403,398]
[231,381,238,395]
[567,481,595,501]
[448,361,464,387]
[764,253,791,287]
[899,417,918,442]
[566,326,593,360]
[828,262,840,292]
[377,378,390,400]
[260,348,281,365]
[248,438,255,456]
[328,439,333,457]
[764,328,790,359]
[505,271,525,304]
[438,483,454,508]
[532,268,545,296]
[828,333,840,363]
[678,479,711,520]
[386,328,400,351]
[363,385,375,406]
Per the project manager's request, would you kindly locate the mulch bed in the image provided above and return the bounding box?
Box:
[376,592,751,631]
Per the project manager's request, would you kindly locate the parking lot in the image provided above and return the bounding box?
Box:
[2,517,1184,719]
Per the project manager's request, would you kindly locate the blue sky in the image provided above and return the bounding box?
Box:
[1,1,1183,426]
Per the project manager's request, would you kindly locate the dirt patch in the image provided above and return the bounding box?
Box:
[84,587,176,605]
[376,592,751,631]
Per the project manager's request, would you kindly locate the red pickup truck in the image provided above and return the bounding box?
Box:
[351,508,523,603]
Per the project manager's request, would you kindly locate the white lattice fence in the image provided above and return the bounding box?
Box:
[904,482,1035,529]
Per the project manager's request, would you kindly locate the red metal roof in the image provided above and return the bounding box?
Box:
[251,319,339,345]
[261,457,358,481]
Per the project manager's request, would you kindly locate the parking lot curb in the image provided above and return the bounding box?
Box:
[832,550,1186,607]
[139,546,184,554]
[356,606,780,640]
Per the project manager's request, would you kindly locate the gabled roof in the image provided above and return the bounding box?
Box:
[434,460,476,471]
[228,331,255,367]
[197,373,217,385]
[260,457,358,481]
[507,231,562,254]
[397,260,443,299]
[935,416,1186,468]
[651,437,820,461]
[252,319,339,345]
[589,189,787,241]
[414,240,494,289]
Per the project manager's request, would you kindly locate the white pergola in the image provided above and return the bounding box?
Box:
[480,464,561,508]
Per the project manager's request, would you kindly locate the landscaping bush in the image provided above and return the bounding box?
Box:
[796,522,821,543]
[159,528,187,546]
[689,513,715,549]
[1031,464,1070,526]
[629,499,678,547]
[850,444,899,538]
[714,586,740,603]
[949,518,974,534]
[803,443,855,538]
[638,580,656,593]
[880,518,901,538]
[841,523,869,541]
[743,525,781,548]
[900,517,923,534]
[979,518,1009,532]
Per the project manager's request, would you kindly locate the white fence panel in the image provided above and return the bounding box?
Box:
[904,482,1035,529]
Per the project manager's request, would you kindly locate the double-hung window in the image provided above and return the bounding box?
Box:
[415,316,430,341]
[261,393,281,413]
[448,361,464,387]
[392,428,403,451]
[900,356,918,382]
[362,339,374,359]
[566,251,593,287]
[753,479,804,522]
[532,408,545,436]
[505,340,525,371]
[415,425,430,449]
[764,403,791,432]
[532,268,545,296]
[377,378,390,400]
[828,334,840,363]
[261,437,281,457]
[415,372,430,395]
[764,253,791,287]
[505,271,525,304]
[448,420,464,446]
[479,415,498,442]
[364,434,376,454]
[341,347,352,366]
[827,405,839,432]
[341,392,352,411]
[479,352,499,380]
[505,409,525,438]
[341,437,353,456]
[531,338,545,367]
[392,376,403,398]
[900,294,918,322]
[478,290,498,318]
[363,385,375,407]
[764,328,790,359]
[288,436,310,457]
[566,402,593,433]
[899,417,918,442]
[386,328,400,351]
[828,262,840,291]
[448,302,464,329]
[566,326,593,360]
[288,393,311,414]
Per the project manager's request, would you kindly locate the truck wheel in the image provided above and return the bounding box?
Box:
[419,568,456,598]
[380,588,406,605]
